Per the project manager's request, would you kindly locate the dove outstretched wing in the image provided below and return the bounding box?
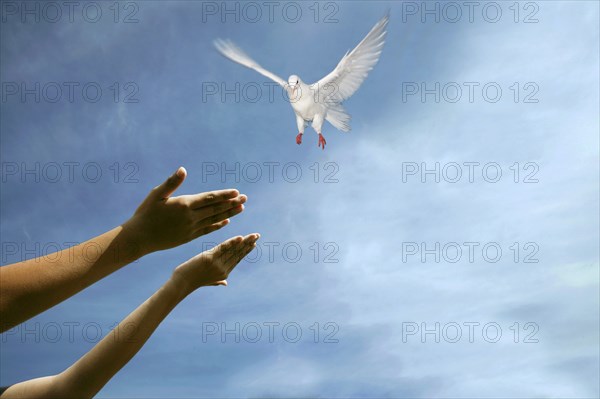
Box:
[214,39,288,89]
[314,13,389,105]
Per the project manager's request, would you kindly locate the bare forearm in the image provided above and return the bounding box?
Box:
[0,279,187,399]
[0,223,146,332]
[57,277,188,398]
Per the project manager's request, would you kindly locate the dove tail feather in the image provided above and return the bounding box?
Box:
[326,104,351,132]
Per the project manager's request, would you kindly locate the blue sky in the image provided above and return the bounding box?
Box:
[1,1,599,397]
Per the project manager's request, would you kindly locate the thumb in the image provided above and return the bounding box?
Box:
[151,167,186,200]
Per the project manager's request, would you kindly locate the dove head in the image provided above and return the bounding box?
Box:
[288,75,301,88]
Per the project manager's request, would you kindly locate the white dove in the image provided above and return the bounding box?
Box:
[214,13,389,150]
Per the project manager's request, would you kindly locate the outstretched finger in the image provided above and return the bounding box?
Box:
[225,233,260,273]
[149,167,187,200]
[194,195,247,220]
[191,219,230,240]
[197,204,245,227]
[207,280,228,287]
[210,235,244,261]
[189,189,240,209]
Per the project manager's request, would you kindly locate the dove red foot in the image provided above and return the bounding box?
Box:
[318,134,326,150]
[296,133,303,145]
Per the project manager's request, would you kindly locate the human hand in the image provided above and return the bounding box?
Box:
[170,233,260,295]
[124,167,246,255]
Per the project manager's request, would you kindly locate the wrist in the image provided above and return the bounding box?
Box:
[167,271,195,301]
[120,216,153,258]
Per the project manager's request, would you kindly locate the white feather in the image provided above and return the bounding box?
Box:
[213,39,287,88]
[326,103,351,132]
[316,13,389,104]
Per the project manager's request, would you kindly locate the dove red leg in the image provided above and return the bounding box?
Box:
[295,115,306,145]
[311,114,326,150]
[318,133,326,150]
